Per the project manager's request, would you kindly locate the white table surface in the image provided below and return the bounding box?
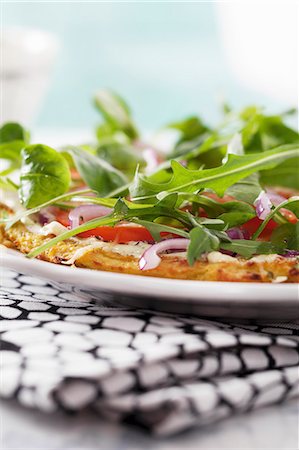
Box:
[1,399,298,450]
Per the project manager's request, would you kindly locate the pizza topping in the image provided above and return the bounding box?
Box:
[1,91,299,271]
[283,250,299,257]
[40,221,68,236]
[249,254,282,263]
[139,238,189,271]
[69,205,112,229]
[272,276,288,283]
[207,251,235,263]
[254,191,273,220]
[226,227,250,240]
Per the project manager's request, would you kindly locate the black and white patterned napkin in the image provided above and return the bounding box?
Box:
[0,268,298,435]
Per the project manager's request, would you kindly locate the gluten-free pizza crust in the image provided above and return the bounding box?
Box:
[1,205,298,283]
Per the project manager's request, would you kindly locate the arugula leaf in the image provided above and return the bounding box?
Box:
[133,219,189,241]
[217,201,255,228]
[260,158,299,190]
[27,196,195,259]
[65,146,128,196]
[271,223,299,251]
[168,116,209,141]
[242,113,299,153]
[220,240,283,258]
[94,89,139,140]
[167,116,209,156]
[226,173,262,204]
[28,214,118,258]
[4,188,92,229]
[187,226,219,265]
[240,111,299,190]
[19,144,71,208]
[131,144,299,202]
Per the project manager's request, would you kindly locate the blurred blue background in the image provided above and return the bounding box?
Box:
[3,1,286,130]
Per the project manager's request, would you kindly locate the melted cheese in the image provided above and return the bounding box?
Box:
[61,241,150,265]
[272,276,288,283]
[207,251,235,263]
[40,221,68,236]
[249,254,281,263]
[0,189,24,213]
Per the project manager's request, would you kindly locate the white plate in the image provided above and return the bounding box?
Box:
[1,248,298,320]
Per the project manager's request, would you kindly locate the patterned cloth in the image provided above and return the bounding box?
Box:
[0,268,298,435]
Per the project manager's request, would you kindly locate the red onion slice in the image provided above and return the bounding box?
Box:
[254,191,273,220]
[39,207,56,225]
[143,148,161,174]
[69,205,112,229]
[139,238,190,270]
[227,227,250,240]
[283,250,299,258]
[266,189,286,206]
[254,190,286,220]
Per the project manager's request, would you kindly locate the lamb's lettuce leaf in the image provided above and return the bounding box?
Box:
[94,89,139,140]
[19,144,71,208]
[65,146,128,196]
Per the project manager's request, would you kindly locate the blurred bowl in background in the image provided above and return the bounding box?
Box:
[0,27,59,126]
[216,2,298,105]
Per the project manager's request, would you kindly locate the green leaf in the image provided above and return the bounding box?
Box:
[4,188,92,229]
[0,122,28,143]
[260,157,299,190]
[187,226,219,265]
[65,146,128,196]
[131,144,299,202]
[253,198,299,239]
[19,144,71,208]
[96,141,145,177]
[0,123,30,176]
[217,201,256,228]
[27,198,191,259]
[240,112,299,189]
[0,141,25,175]
[94,89,139,139]
[28,213,118,258]
[167,116,209,157]
[271,223,299,250]
[226,173,262,204]
[133,219,189,242]
[0,177,18,191]
[220,240,283,258]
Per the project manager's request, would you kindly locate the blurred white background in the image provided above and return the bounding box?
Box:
[1,1,298,129]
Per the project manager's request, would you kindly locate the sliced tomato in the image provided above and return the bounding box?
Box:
[78,223,155,243]
[202,192,235,203]
[53,208,177,243]
[47,207,70,228]
[240,217,278,240]
[280,208,298,224]
[78,224,181,243]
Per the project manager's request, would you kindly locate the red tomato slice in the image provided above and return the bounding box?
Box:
[202,192,235,203]
[240,217,278,240]
[78,223,155,243]
[280,208,298,224]
[47,207,70,228]
[54,208,178,243]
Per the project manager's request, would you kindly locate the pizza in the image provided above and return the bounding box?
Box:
[1,90,299,283]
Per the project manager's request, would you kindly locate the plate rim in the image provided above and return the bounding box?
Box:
[1,248,298,305]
